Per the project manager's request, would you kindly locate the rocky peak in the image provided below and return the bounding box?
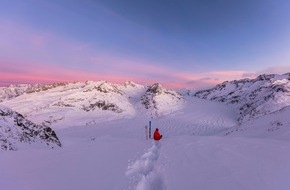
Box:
[25,83,67,93]
[0,105,61,151]
[141,83,183,116]
[255,74,276,81]
[146,83,164,95]
[95,82,123,94]
[124,81,137,87]
[0,83,68,102]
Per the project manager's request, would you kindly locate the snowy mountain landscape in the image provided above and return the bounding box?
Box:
[195,73,290,140]
[1,74,290,190]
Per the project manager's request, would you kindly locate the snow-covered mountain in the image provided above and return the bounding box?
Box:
[0,105,61,150]
[0,81,184,128]
[195,73,290,122]
[0,83,67,102]
[141,83,184,117]
[2,74,290,144]
[2,77,290,189]
[2,74,290,131]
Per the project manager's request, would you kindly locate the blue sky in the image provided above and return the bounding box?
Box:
[1,0,290,88]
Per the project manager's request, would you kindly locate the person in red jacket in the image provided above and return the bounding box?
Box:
[153,128,162,141]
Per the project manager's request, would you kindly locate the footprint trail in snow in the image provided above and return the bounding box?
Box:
[126,142,166,190]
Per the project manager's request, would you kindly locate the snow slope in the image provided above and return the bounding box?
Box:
[0,105,61,150]
[1,94,290,189]
[224,105,290,140]
[1,114,290,190]
[161,136,290,190]
[1,78,290,189]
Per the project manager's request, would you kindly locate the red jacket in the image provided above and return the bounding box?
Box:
[154,130,162,141]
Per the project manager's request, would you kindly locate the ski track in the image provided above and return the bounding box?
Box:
[126,142,166,190]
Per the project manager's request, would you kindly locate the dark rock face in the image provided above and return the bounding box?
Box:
[141,83,165,110]
[146,83,164,95]
[123,81,138,88]
[194,73,290,122]
[0,105,61,151]
[141,83,183,111]
[25,83,67,94]
[82,101,123,113]
[95,82,123,95]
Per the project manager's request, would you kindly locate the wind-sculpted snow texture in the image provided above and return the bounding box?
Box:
[126,142,166,190]
[195,73,290,122]
[0,105,61,150]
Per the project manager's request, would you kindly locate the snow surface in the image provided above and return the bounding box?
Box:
[1,94,290,190]
[0,105,61,150]
[1,79,290,190]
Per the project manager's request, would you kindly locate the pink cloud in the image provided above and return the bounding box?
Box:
[0,54,255,89]
[159,70,258,89]
[0,57,159,87]
[0,64,124,86]
[257,65,290,75]
[0,19,264,90]
[30,33,51,47]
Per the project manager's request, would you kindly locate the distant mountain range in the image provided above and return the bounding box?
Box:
[1,73,290,150]
[0,81,184,128]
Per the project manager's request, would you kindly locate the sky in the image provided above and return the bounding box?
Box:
[0,0,290,89]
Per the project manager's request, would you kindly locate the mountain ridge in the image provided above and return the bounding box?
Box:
[2,74,290,125]
[1,73,290,141]
[0,105,61,150]
[0,81,184,128]
[194,73,290,122]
